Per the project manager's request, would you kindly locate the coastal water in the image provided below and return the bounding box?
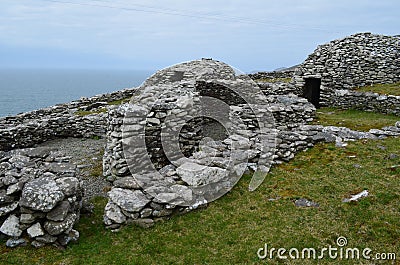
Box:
[0,69,154,117]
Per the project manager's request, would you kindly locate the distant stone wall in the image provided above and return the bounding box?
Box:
[293,33,400,107]
[330,90,400,116]
[0,147,83,248]
[0,88,137,151]
[248,70,295,81]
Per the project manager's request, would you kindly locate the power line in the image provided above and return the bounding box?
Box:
[37,0,336,32]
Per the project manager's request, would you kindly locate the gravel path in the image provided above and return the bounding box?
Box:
[35,137,110,199]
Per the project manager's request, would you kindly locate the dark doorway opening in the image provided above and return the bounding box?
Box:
[303,78,321,108]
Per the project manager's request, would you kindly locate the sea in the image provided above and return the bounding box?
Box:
[0,69,154,117]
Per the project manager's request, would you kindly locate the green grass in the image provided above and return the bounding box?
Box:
[74,108,107,116]
[74,97,131,116]
[356,82,400,96]
[312,107,399,131]
[1,137,399,264]
[255,77,292,83]
[107,97,131,105]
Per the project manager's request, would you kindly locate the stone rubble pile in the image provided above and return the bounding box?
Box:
[0,147,83,248]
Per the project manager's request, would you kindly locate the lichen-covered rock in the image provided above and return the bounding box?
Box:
[19,176,65,212]
[58,229,79,246]
[46,201,70,222]
[27,222,45,238]
[104,201,126,224]
[176,162,226,186]
[108,188,150,213]
[0,215,22,237]
[44,213,77,236]
[55,177,80,196]
[0,202,18,217]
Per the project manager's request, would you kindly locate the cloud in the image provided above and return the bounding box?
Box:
[0,0,399,71]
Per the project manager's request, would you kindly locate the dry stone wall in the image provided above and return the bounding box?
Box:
[0,88,137,151]
[102,59,316,229]
[0,147,82,247]
[293,32,400,108]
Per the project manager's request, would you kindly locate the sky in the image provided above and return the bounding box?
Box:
[0,0,399,72]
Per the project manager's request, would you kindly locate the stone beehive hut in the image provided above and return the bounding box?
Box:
[102,59,316,229]
[293,33,400,108]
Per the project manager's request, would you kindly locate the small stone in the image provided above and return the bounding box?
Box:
[294,198,319,208]
[20,213,36,224]
[0,202,18,217]
[140,208,153,218]
[152,209,173,217]
[31,240,46,248]
[27,223,45,238]
[0,190,14,204]
[20,176,65,212]
[6,238,26,248]
[35,234,57,243]
[0,215,22,237]
[55,177,80,197]
[6,183,20,195]
[128,218,155,229]
[113,177,140,189]
[46,201,70,222]
[154,193,179,203]
[44,213,77,236]
[387,153,398,160]
[58,229,79,246]
[104,202,126,224]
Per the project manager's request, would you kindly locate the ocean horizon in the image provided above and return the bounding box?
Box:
[0,68,154,117]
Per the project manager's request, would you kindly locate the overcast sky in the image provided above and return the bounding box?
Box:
[1,0,399,72]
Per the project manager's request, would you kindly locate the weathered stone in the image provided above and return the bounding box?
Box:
[113,177,140,189]
[46,201,70,222]
[0,190,14,204]
[58,229,79,246]
[35,234,58,243]
[176,162,227,186]
[44,213,77,236]
[6,238,26,248]
[104,202,126,224]
[0,202,18,217]
[55,177,80,197]
[108,188,150,213]
[128,218,154,228]
[27,222,45,238]
[20,176,65,212]
[294,198,319,208]
[6,183,21,195]
[0,215,22,237]
[20,213,36,224]
[140,208,153,218]
[31,240,46,248]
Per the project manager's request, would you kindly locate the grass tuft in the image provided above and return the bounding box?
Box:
[356,82,400,96]
[312,107,399,131]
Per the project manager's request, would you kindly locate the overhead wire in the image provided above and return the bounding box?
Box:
[37,0,337,33]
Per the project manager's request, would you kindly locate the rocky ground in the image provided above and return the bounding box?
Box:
[35,137,110,200]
